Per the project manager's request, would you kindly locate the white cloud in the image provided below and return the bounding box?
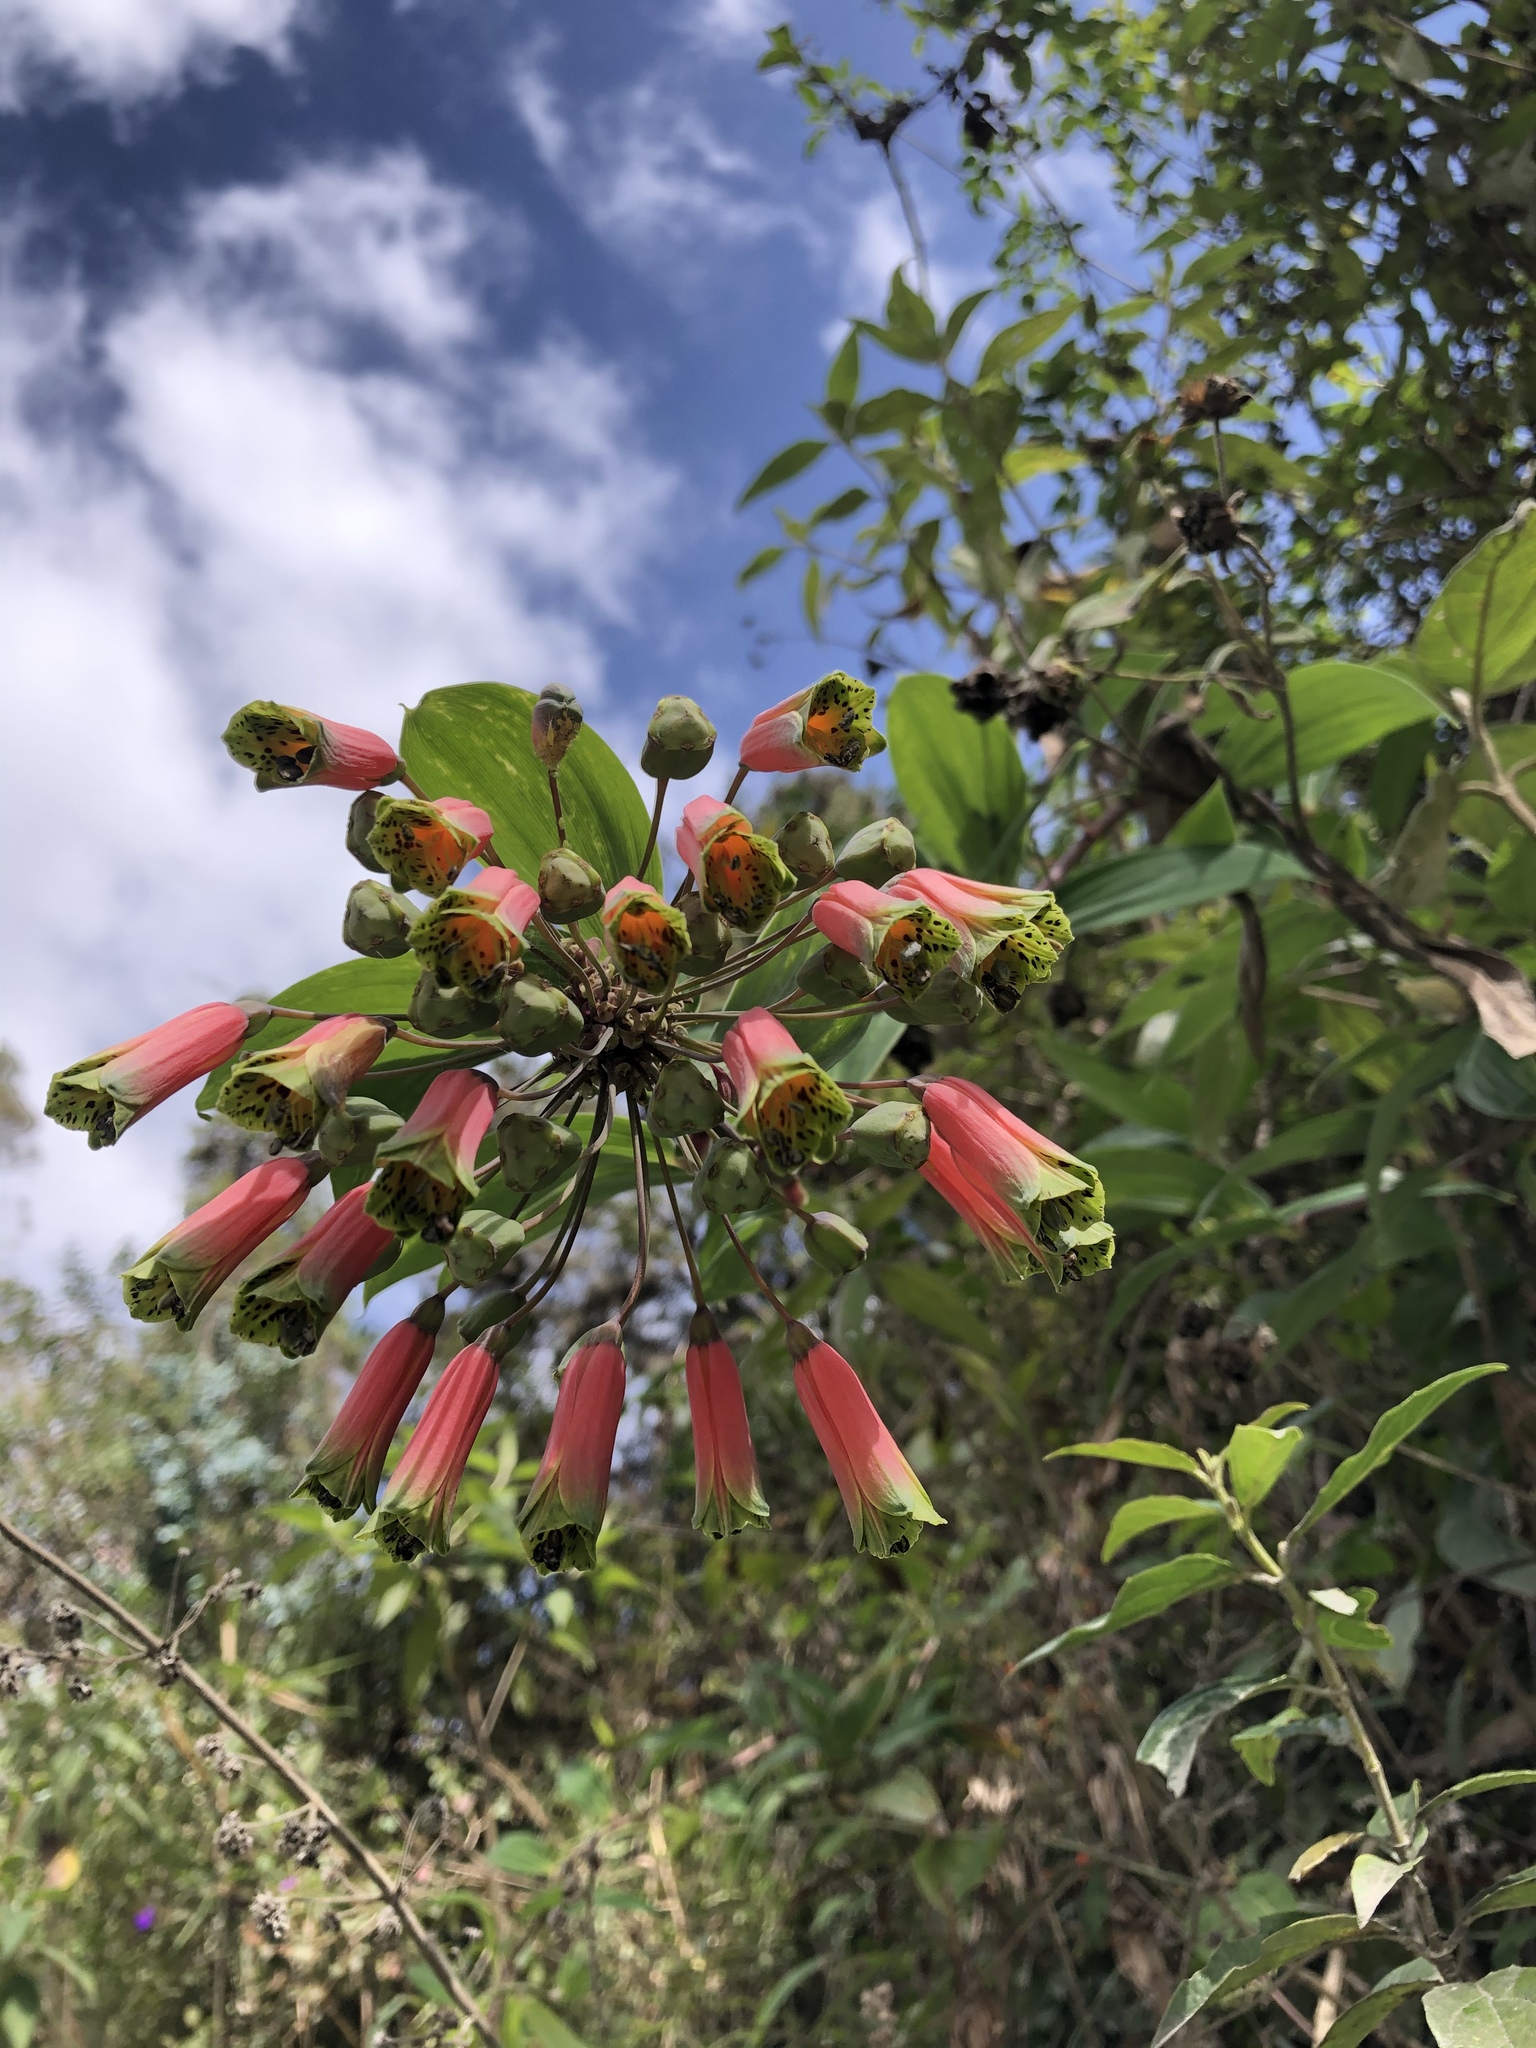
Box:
[507,50,799,268]
[0,0,307,110]
[0,149,675,1274]
[684,0,779,54]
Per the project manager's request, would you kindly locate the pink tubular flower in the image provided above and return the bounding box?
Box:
[216,1013,390,1148]
[918,1076,1113,1287]
[366,1068,498,1241]
[222,701,400,791]
[230,1183,398,1357]
[46,1000,269,1150]
[722,1008,851,1176]
[408,865,541,996]
[376,1337,503,1558]
[518,1322,627,1572]
[811,880,966,999]
[123,1153,326,1331]
[601,876,692,992]
[738,671,885,774]
[787,1323,943,1558]
[675,795,792,933]
[365,794,495,896]
[890,869,1070,1012]
[684,1309,770,1537]
[298,1297,446,1517]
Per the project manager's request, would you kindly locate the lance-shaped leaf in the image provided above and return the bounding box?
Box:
[1151,1915,1386,2046]
[1018,1554,1243,1669]
[886,671,1029,883]
[1226,1422,1303,1506]
[1100,1494,1224,1563]
[1290,1364,1506,1538]
[1316,1959,1440,2048]
[1049,1438,1204,1477]
[1462,1865,1536,1924]
[1423,1965,1536,2046]
[1351,1849,1419,1926]
[1420,1770,1536,1822]
[1136,1676,1288,1798]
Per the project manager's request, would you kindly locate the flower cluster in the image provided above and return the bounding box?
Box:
[48,670,1112,1568]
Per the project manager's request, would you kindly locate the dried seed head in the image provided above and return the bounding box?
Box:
[214,1813,254,1860]
[0,1655,22,1700]
[278,1813,330,1866]
[154,1650,182,1689]
[194,1733,225,1762]
[371,1906,403,1945]
[1178,374,1254,424]
[251,1892,290,1944]
[66,1674,94,1703]
[47,1600,83,1644]
[1172,489,1241,555]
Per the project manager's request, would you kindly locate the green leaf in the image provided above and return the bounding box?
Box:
[886,671,1030,882]
[1290,1364,1508,1538]
[1316,1960,1440,2048]
[877,269,940,361]
[1413,513,1536,698]
[809,486,871,525]
[1101,1494,1224,1562]
[1464,1870,1536,1924]
[1226,1423,1303,1506]
[737,438,828,506]
[825,328,859,409]
[1055,842,1308,932]
[1231,1705,1308,1786]
[1424,1966,1536,2045]
[507,1994,590,2048]
[1266,1239,1374,1356]
[1351,1850,1418,1926]
[1041,1035,1194,1135]
[1084,1145,1236,1220]
[1216,662,1439,789]
[977,303,1075,380]
[877,1265,996,1359]
[1018,1554,1242,1668]
[738,544,788,586]
[1048,1438,1203,1476]
[1002,444,1087,483]
[1421,1771,1536,1822]
[487,1832,556,1878]
[863,1767,941,1827]
[911,1826,1004,1909]
[400,682,657,893]
[749,1958,826,2041]
[1136,1677,1286,1797]
[1455,1034,1536,1119]
[942,287,991,353]
[1289,1831,1364,1883]
[1151,1915,1370,2046]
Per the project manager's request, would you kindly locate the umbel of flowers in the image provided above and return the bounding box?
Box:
[48,672,1112,1567]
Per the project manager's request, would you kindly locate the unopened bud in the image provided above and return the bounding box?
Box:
[538,847,605,923]
[345,790,389,871]
[797,943,880,1006]
[647,1059,723,1138]
[343,880,416,958]
[531,683,583,769]
[678,898,731,977]
[803,1210,868,1274]
[408,970,497,1040]
[497,974,585,1054]
[836,818,916,886]
[777,811,835,882]
[641,695,717,780]
[316,1097,402,1171]
[848,1102,930,1169]
[496,1109,584,1193]
[694,1133,769,1217]
[896,963,985,1027]
[457,1282,528,1342]
[445,1209,526,1287]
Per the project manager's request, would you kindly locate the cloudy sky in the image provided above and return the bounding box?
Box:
[0,0,1126,1277]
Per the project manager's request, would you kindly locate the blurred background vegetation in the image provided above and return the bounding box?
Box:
[7,0,1536,2043]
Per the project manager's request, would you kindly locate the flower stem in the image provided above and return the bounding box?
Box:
[639,777,668,877]
[548,768,567,845]
[617,1095,651,1327]
[655,1144,706,1304]
[718,1213,794,1328]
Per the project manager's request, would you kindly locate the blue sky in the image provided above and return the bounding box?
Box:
[0,0,1126,1269]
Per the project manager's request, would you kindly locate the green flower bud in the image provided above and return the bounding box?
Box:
[776,810,834,882]
[538,847,605,923]
[847,1102,930,1170]
[343,879,417,958]
[802,1210,869,1274]
[457,1283,528,1343]
[408,970,499,1038]
[345,790,389,871]
[640,695,717,781]
[895,963,985,1027]
[797,943,880,1007]
[677,899,731,978]
[445,1209,527,1288]
[531,683,583,769]
[836,818,917,886]
[495,1109,584,1194]
[316,1096,404,1171]
[694,1133,769,1217]
[497,974,586,1054]
[647,1059,723,1138]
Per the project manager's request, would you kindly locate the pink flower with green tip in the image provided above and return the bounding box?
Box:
[890,869,1070,1011]
[365,1068,498,1241]
[811,880,966,1000]
[217,1013,390,1148]
[788,1323,943,1558]
[601,876,691,993]
[738,671,885,774]
[123,1153,327,1330]
[366,795,494,896]
[676,795,792,934]
[376,1336,503,1559]
[298,1297,445,1517]
[230,1183,398,1357]
[222,701,400,792]
[408,865,541,995]
[684,1309,769,1537]
[518,1322,626,1572]
[721,1008,851,1177]
[46,1000,269,1150]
